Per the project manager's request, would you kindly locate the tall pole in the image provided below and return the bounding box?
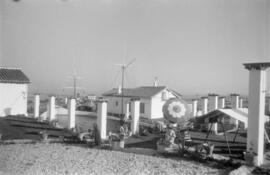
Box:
[114,58,136,121]
[64,71,83,99]
[121,66,125,120]
[74,76,77,99]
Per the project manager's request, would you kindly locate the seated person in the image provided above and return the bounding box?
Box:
[165,124,176,147]
[78,129,93,142]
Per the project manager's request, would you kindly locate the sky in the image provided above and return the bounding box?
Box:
[0,0,270,96]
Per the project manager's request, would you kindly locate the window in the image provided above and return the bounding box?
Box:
[162,92,167,101]
[115,101,118,106]
[140,103,145,114]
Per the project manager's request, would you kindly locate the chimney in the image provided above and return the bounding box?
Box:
[219,97,225,109]
[201,97,208,115]
[118,85,122,94]
[208,93,219,111]
[244,62,270,166]
[192,99,198,117]
[231,94,240,108]
[153,77,158,87]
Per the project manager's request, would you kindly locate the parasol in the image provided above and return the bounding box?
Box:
[162,98,191,124]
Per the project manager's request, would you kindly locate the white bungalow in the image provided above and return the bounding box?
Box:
[102,86,181,119]
[0,68,30,116]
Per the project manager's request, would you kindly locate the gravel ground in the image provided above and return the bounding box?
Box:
[0,143,225,175]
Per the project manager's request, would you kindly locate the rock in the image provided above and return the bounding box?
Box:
[229,166,253,175]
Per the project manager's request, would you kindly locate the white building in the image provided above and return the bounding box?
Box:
[0,68,30,116]
[102,86,180,119]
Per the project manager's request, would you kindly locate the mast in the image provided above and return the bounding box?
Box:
[73,76,77,99]
[64,69,83,99]
[121,65,125,118]
[114,58,136,121]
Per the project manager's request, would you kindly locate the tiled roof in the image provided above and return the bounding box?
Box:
[103,86,167,98]
[0,68,30,84]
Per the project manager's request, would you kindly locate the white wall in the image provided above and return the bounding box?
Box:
[105,89,177,119]
[0,83,28,116]
[105,96,151,118]
[150,90,175,119]
[138,98,151,118]
[106,96,131,115]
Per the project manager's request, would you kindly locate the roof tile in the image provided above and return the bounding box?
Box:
[0,68,30,84]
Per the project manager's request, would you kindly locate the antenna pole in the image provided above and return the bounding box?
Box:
[74,76,77,99]
[114,57,136,122]
[121,66,125,120]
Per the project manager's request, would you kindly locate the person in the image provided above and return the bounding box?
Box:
[119,125,125,140]
[123,124,129,136]
[165,124,176,147]
[93,123,101,146]
[108,131,113,145]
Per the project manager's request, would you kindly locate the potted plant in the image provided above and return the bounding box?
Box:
[109,131,125,150]
[39,130,48,141]
[244,145,256,166]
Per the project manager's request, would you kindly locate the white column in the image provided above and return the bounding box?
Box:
[231,94,239,109]
[192,100,198,117]
[48,96,56,121]
[239,98,243,108]
[64,97,68,105]
[97,100,107,140]
[244,62,270,166]
[231,94,240,129]
[208,94,219,134]
[68,98,76,129]
[125,102,130,120]
[34,94,40,118]
[209,94,219,111]
[201,97,208,115]
[219,97,225,109]
[131,99,140,135]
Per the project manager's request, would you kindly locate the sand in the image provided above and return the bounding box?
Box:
[0,143,224,175]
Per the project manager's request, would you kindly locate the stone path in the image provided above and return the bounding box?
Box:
[0,143,225,175]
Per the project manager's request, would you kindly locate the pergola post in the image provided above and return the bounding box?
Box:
[68,98,76,129]
[131,98,140,135]
[192,99,198,117]
[34,94,40,118]
[97,99,108,140]
[208,94,219,134]
[48,96,56,121]
[201,97,208,115]
[219,97,225,109]
[244,62,270,166]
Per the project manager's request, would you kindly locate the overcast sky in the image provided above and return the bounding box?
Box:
[0,0,270,96]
